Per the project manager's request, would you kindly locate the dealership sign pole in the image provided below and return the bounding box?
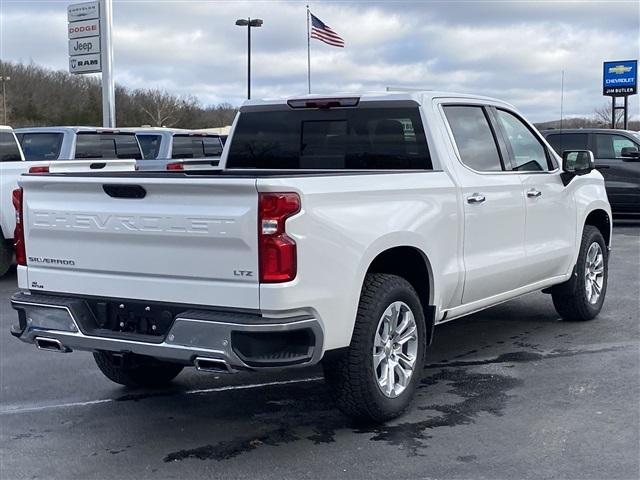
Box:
[603,60,637,130]
[67,0,115,128]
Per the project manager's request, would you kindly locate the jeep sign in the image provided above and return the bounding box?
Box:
[69,37,101,56]
[69,53,102,74]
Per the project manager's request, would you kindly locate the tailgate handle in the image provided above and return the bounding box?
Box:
[103,184,146,199]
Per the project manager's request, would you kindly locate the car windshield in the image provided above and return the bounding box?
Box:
[226,105,432,170]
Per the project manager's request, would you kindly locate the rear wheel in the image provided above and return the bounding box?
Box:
[0,233,13,277]
[552,225,608,321]
[323,273,426,422]
[93,351,184,387]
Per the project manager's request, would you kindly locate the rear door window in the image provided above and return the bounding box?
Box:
[545,133,589,155]
[227,106,431,169]
[137,134,162,159]
[75,133,142,159]
[443,105,503,171]
[17,133,63,160]
[0,131,23,162]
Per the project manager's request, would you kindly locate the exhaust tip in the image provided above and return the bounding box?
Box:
[34,337,70,353]
[194,356,233,374]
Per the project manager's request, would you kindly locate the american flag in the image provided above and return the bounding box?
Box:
[310,13,344,48]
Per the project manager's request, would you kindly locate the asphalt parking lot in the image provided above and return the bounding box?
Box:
[1,223,638,480]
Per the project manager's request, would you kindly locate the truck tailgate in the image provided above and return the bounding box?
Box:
[19,175,260,309]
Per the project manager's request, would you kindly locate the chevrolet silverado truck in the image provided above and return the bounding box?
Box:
[10,92,612,422]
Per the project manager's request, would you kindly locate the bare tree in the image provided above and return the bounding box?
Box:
[133,89,197,127]
[593,102,625,128]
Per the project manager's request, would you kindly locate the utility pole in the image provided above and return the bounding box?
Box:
[100,0,115,127]
[0,76,9,124]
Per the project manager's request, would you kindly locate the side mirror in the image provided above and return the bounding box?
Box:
[620,146,640,159]
[561,150,595,186]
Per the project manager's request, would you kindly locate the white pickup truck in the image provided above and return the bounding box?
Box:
[10,92,612,421]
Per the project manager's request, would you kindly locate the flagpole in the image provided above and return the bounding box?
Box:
[306,5,311,94]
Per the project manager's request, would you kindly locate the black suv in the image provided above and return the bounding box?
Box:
[542,129,640,215]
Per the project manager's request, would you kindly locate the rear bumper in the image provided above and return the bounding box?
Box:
[10,292,324,371]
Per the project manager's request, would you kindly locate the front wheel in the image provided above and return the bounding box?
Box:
[323,273,427,422]
[552,225,608,321]
[93,351,184,387]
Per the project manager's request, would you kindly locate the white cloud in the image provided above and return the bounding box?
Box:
[0,0,638,121]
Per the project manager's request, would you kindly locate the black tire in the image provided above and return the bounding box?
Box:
[93,351,184,387]
[0,233,13,277]
[552,225,608,321]
[323,273,427,423]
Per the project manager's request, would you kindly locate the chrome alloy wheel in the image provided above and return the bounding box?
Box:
[373,301,418,398]
[585,242,605,305]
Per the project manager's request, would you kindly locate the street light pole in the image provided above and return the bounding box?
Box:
[235,18,263,100]
[0,76,10,125]
[247,18,251,100]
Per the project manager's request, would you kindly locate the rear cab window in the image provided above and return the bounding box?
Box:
[0,131,23,162]
[75,132,142,160]
[17,132,63,160]
[226,103,432,170]
[137,134,162,159]
[172,135,223,159]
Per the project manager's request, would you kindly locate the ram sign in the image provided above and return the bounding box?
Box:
[69,53,102,74]
[603,60,637,96]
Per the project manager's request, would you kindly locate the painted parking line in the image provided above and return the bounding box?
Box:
[0,376,325,416]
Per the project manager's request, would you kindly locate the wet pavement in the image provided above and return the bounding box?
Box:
[1,223,638,479]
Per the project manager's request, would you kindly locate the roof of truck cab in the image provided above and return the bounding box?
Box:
[0,125,13,131]
[541,128,640,135]
[241,91,515,109]
[14,126,138,134]
[121,127,220,137]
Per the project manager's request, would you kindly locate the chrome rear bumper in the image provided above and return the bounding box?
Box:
[10,292,323,371]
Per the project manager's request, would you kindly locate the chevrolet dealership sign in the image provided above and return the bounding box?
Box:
[603,60,637,96]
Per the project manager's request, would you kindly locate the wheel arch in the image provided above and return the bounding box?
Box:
[365,245,436,345]
[583,208,611,247]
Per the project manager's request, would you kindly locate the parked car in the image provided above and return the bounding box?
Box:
[122,128,223,170]
[1,126,137,276]
[15,127,143,162]
[10,92,611,422]
[542,128,640,215]
[0,125,28,276]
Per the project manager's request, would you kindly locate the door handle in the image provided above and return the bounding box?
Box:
[595,165,609,169]
[526,188,542,198]
[467,193,486,204]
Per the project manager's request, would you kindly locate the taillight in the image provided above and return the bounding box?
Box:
[258,193,300,283]
[29,165,49,174]
[166,162,184,171]
[12,188,26,266]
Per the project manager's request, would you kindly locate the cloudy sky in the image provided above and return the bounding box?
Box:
[1,0,638,121]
